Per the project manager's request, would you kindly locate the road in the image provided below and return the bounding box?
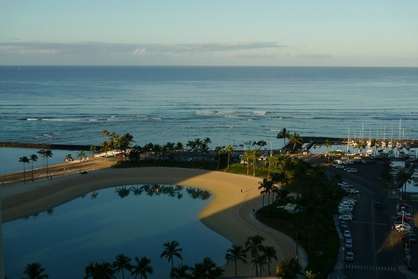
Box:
[331,161,409,279]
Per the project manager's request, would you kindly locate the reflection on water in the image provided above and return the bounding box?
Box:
[3,185,229,278]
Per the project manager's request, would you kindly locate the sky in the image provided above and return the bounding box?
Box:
[0,0,417,66]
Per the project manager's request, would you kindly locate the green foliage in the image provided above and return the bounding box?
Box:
[256,161,342,278]
[101,130,134,153]
[186,138,212,153]
[115,159,218,170]
[23,263,48,279]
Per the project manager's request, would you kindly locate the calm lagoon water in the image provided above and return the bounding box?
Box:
[0,147,81,174]
[3,185,230,278]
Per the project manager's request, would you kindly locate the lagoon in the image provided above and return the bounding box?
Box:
[3,184,230,278]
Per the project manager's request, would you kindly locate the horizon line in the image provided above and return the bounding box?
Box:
[1,64,418,68]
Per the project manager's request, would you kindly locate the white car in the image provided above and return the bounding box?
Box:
[341,200,356,206]
[394,223,412,233]
[339,214,353,221]
[344,239,353,249]
[343,230,352,238]
[345,251,354,262]
[338,205,353,211]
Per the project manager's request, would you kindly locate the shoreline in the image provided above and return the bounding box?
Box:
[1,167,307,276]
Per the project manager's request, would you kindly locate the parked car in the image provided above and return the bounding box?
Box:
[339,214,353,221]
[344,239,353,249]
[394,223,412,233]
[343,230,352,238]
[345,251,354,262]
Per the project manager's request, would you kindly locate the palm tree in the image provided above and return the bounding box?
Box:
[214,146,224,169]
[224,145,234,169]
[170,264,192,279]
[30,154,38,181]
[287,133,303,152]
[244,150,252,175]
[267,155,278,178]
[37,149,53,177]
[251,254,266,276]
[261,246,277,275]
[225,245,247,277]
[23,263,48,279]
[19,156,30,183]
[84,262,114,279]
[191,257,224,278]
[131,257,153,279]
[245,235,265,276]
[258,178,274,206]
[113,254,132,279]
[277,128,289,147]
[78,150,87,161]
[161,241,183,268]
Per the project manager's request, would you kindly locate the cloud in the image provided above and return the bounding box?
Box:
[0,41,285,57]
[133,48,146,56]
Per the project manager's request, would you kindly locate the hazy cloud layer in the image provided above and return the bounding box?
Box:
[0,41,285,56]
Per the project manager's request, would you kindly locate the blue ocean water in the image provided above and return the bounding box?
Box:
[3,185,229,278]
[0,66,417,147]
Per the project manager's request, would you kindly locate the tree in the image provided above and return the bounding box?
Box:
[261,246,277,275]
[161,241,183,268]
[101,130,135,159]
[30,154,38,181]
[23,263,48,279]
[224,145,234,169]
[258,178,274,206]
[19,156,30,183]
[78,150,87,161]
[131,257,153,279]
[192,257,224,278]
[84,262,114,279]
[170,265,192,279]
[214,146,225,169]
[186,138,211,153]
[244,150,252,175]
[113,254,132,279]
[267,155,279,178]
[287,133,303,152]
[276,258,301,279]
[245,235,266,276]
[277,128,290,150]
[37,149,53,177]
[225,245,247,277]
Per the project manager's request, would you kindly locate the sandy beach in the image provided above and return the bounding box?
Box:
[1,167,307,276]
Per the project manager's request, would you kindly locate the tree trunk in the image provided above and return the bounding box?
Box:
[227,153,230,169]
[234,260,237,276]
[31,162,34,181]
[23,164,26,183]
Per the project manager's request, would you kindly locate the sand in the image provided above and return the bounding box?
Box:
[0,167,307,277]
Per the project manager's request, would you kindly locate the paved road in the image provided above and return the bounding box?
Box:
[332,161,408,279]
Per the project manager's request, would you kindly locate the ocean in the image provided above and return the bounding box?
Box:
[1,66,417,148]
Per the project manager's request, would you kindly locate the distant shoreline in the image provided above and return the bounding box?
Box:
[0,142,99,151]
[2,136,418,151]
